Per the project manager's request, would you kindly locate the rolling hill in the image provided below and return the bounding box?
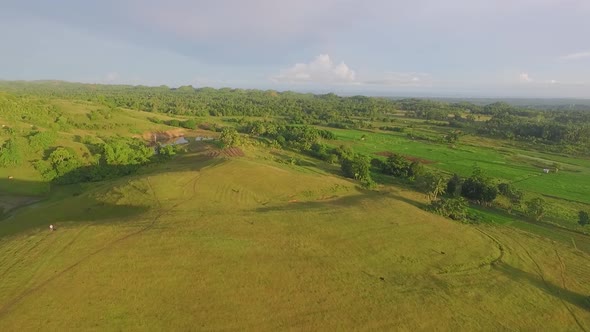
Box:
[1,147,589,330]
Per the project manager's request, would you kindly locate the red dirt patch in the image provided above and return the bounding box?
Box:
[141,129,185,144]
[205,147,245,158]
[205,150,221,158]
[375,151,436,164]
[222,147,245,158]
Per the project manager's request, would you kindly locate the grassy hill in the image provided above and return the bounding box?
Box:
[1,148,589,330]
[1,85,590,330]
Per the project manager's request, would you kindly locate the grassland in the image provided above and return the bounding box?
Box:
[1,92,590,330]
[331,128,590,202]
[1,148,589,330]
[327,127,590,229]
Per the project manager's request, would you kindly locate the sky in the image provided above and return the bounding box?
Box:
[1,0,590,98]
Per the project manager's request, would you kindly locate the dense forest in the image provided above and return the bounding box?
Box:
[1,81,589,155]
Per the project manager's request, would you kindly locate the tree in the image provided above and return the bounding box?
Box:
[579,211,589,227]
[461,167,498,205]
[29,130,57,152]
[526,197,547,221]
[249,121,266,136]
[498,183,523,213]
[167,119,181,127]
[497,183,512,196]
[446,174,462,197]
[0,138,24,167]
[334,145,354,160]
[445,130,460,143]
[340,154,372,183]
[416,173,446,201]
[310,142,328,159]
[461,177,498,205]
[383,154,410,177]
[158,144,177,159]
[102,138,154,165]
[407,161,425,181]
[182,119,197,129]
[219,127,241,147]
[33,147,82,182]
[49,147,80,176]
[325,153,339,165]
[431,197,468,221]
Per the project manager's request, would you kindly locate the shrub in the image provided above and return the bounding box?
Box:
[0,138,24,167]
[182,119,197,129]
[431,197,468,221]
[220,127,241,147]
[578,211,589,227]
[341,154,372,183]
[158,144,177,159]
[526,197,547,221]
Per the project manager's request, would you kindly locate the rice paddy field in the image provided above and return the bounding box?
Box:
[331,128,590,204]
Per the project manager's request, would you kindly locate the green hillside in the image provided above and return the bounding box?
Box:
[1,84,589,330]
[1,150,589,330]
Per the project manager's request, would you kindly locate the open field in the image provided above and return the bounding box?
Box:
[1,151,590,330]
[1,87,590,330]
[330,128,590,207]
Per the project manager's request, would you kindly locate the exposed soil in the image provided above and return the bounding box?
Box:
[205,147,245,158]
[141,129,186,145]
[205,150,221,158]
[375,151,436,164]
[223,147,245,157]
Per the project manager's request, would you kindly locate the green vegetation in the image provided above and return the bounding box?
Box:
[460,167,498,206]
[340,153,373,186]
[0,138,24,167]
[431,196,469,221]
[526,197,548,221]
[219,127,241,147]
[1,82,590,330]
[579,211,589,227]
[416,172,446,201]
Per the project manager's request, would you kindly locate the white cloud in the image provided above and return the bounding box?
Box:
[272,54,356,84]
[519,73,533,83]
[560,51,590,60]
[272,56,435,88]
[364,72,433,87]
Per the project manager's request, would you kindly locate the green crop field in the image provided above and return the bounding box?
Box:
[330,128,590,205]
[1,150,589,330]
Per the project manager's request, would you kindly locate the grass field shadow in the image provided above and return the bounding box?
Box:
[0,189,149,239]
[494,263,590,312]
[254,189,388,213]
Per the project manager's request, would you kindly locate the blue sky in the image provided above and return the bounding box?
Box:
[1,0,589,98]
